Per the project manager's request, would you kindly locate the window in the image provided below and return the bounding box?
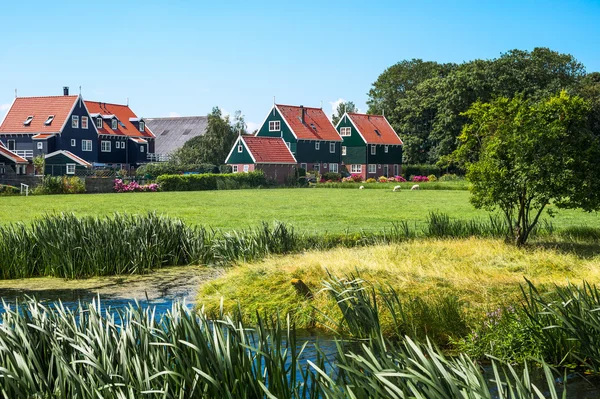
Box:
[368,164,376,174]
[323,163,328,169]
[101,141,111,152]
[315,141,320,150]
[371,145,376,155]
[37,142,43,150]
[330,163,338,173]
[81,116,88,129]
[96,118,103,129]
[342,146,346,156]
[286,142,291,149]
[232,165,238,173]
[0,163,4,175]
[314,163,320,172]
[269,121,280,131]
[82,140,92,151]
[44,115,54,126]
[7,140,15,151]
[384,145,389,153]
[237,144,243,153]
[340,127,351,137]
[23,116,34,126]
[243,165,249,172]
[71,139,76,147]
[378,164,381,169]
[66,164,76,175]
[300,163,307,170]
[329,143,335,153]
[140,146,145,153]
[112,119,118,130]
[351,164,362,173]
[139,121,145,132]
[72,115,79,128]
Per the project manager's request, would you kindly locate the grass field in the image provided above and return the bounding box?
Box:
[0,188,598,232]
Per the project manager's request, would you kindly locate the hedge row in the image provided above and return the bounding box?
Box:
[156,171,269,191]
[136,163,220,179]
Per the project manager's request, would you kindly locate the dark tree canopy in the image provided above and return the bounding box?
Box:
[331,101,357,126]
[367,48,590,165]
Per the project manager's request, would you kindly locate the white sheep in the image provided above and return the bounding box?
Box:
[411,184,420,190]
[393,185,401,192]
[359,185,364,190]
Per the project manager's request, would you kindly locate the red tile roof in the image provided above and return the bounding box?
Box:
[276,104,341,141]
[242,136,296,164]
[0,143,28,163]
[0,96,78,134]
[32,133,56,140]
[347,113,403,145]
[85,101,155,138]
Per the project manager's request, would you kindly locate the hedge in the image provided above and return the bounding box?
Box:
[156,171,269,191]
[403,164,441,179]
[136,163,219,179]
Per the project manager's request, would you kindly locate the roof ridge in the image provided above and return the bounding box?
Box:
[85,100,130,107]
[146,116,208,120]
[276,103,324,110]
[348,112,384,117]
[15,95,78,99]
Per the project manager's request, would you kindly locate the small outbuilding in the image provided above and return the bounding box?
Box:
[225,135,297,184]
[45,150,93,176]
[0,142,30,176]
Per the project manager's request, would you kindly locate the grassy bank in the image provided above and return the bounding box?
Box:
[314,180,469,190]
[197,238,600,339]
[0,188,597,232]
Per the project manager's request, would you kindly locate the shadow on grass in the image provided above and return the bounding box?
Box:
[531,240,600,259]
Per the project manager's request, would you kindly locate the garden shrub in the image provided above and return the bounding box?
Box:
[136,163,219,178]
[157,171,268,191]
[219,165,232,174]
[403,164,441,179]
[114,179,160,193]
[365,178,376,183]
[412,175,429,183]
[377,176,388,183]
[321,172,341,182]
[427,174,438,182]
[0,185,19,196]
[33,176,86,195]
[439,173,463,182]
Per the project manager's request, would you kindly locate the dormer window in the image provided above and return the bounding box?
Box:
[44,115,54,126]
[96,118,103,129]
[139,121,145,132]
[23,116,34,126]
[112,119,118,130]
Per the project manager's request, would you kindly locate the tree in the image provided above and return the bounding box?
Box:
[331,101,357,126]
[172,107,244,165]
[452,91,600,246]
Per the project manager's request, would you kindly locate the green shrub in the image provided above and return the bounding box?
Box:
[136,162,219,178]
[219,164,233,174]
[321,172,341,182]
[439,173,464,182]
[428,174,438,182]
[32,176,86,195]
[0,184,19,196]
[365,177,376,183]
[157,171,268,191]
[403,164,441,179]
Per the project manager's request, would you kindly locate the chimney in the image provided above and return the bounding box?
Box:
[300,105,305,124]
[63,86,69,96]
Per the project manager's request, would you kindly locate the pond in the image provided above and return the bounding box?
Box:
[0,267,599,398]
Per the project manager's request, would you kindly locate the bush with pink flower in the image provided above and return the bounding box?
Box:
[114,179,160,193]
[412,175,429,183]
[395,176,407,182]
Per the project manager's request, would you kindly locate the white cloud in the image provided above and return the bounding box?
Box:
[328,98,346,119]
[246,122,260,133]
[168,111,181,117]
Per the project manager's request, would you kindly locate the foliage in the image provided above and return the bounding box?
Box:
[136,162,218,178]
[439,173,463,181]
[321,172,341,182]
[377,176,387,183]
[32,155,45,175]
[452,91,600,245]
[428,174,437,182]
[331,100,358,126]
[32,176,86,195]
[0,184,19,196]
[157,171,269,191]
[113,179,160,192]
[412,175,429,182]
[365,177,376,183]
[402,163,441,179]
[171,107,245,165]
[368,48,588,164]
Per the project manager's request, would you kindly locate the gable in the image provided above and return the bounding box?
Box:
[337,114,366,146]
[226,137,254,164]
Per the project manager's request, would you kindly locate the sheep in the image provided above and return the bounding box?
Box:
[359,185,365,190]
[411,184,420,190]
[393,185,401,192]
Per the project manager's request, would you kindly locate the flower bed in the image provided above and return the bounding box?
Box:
[114,179,160,193]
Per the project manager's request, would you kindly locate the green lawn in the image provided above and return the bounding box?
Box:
[0,188,598,232]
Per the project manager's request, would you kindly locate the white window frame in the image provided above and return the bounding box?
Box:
[238,144,243,153]
[139,121,145,132]
[24,116,34,125]
[66,164,76,175]
[378,164,382,169]
[286,142,291,149]
[71,139,76,147]
[7,139,16,151]
[314,163,320,172]
[44,115,54,125]
[269,121,281,132]
[323,163,328,169]
[112,119,118,130]
[81,116,88,129]
[96,118,103,129]
[315,141,320,150]
[351,164,362,173]
[371,145,376,155]
[300,163,307,170]
[384,145,389,153]
[243,165,249,172]
[329,143,335,153]
[101,140,111,152]
[37,142,43,150]
[232,165,238,173]
[72,115,79,128]
[342,146,347,156]
[329,163,338,173]
[340,127,351,137]
[140,145,145,153]
[82,140,92,152]
[368,164,376,174]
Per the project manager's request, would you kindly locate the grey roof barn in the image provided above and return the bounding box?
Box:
[145,116,208,160]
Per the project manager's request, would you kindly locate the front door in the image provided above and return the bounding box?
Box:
[384,165,389,177]
[394,164,399,176]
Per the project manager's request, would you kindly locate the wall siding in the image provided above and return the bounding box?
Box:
[227,138,255,164]
[58,99,98,163]
[256,108,296,149]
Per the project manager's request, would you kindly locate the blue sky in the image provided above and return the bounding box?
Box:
[1,0,599,131]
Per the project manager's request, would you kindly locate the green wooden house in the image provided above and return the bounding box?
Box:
[255,104,342,173]
[335,113,403,179]
[44,150,92,176]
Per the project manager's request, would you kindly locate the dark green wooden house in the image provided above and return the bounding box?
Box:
[44,150,92,176]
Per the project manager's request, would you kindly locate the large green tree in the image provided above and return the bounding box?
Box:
[172,107,245,165]
[331,101,357,126]
[452,92,600,246]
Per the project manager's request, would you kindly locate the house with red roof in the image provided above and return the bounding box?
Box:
[0,140,30,177]
[0,87,155,174]
[225,135,297,184]
[335,112,403,179]
[254,104,342,174]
